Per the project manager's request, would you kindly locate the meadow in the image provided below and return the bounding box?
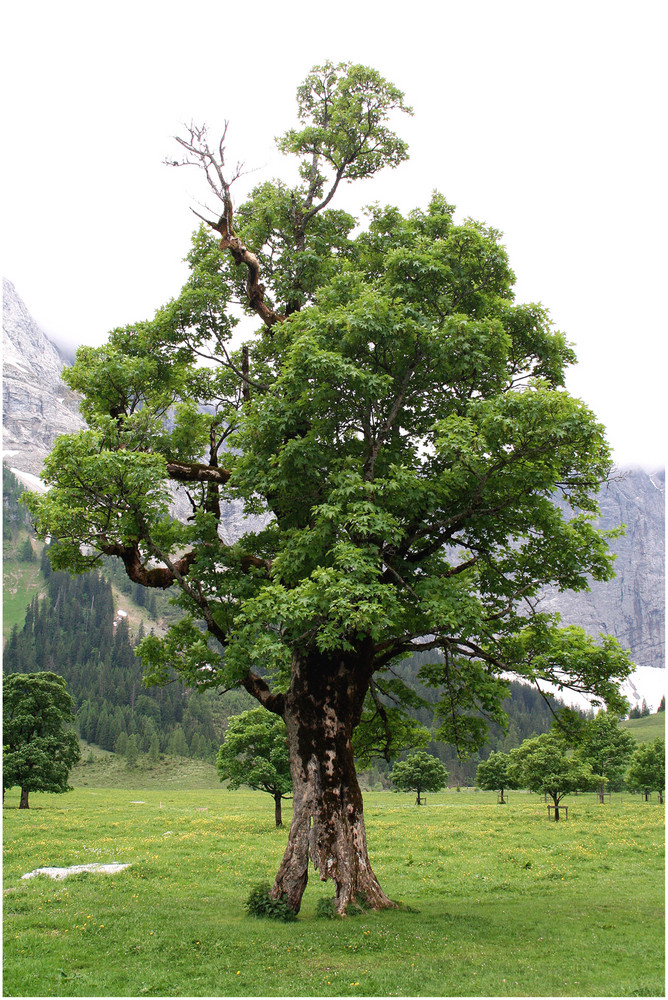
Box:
[3,785,664,998]
[622,712,666,744]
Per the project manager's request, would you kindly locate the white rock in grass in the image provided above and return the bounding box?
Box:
[22,863,131,880]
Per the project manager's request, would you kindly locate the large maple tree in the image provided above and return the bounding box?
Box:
[28,62,631,915]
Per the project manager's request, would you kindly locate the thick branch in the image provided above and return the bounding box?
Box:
[368,679,394,762]
[166,461,231,485]
[216,229,285,330]
[169,123,285,331]
[240,552,273,574]
[301,163,347,227]
[100,540,197,590]
[241,672,285,716]
[363,359,419,482]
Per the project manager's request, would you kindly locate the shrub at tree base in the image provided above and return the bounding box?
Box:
[245,883,297,922]
[25,61,633,914]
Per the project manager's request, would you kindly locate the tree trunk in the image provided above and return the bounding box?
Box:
[274,792,283,828]
[19,787,30,809]
[270,646,396,916]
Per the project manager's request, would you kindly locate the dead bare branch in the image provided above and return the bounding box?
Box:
[167,121,284,331]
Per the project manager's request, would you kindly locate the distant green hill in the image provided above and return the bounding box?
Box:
[3,465,44,638]
[621,712,665,743]
[71,742,222,789]
[3,533,45,639]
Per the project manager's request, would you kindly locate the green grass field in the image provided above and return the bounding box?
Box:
[623,712,666,744]
[3,786,664,997]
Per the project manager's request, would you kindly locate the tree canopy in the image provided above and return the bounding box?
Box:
[25,61,633,914]
[571,712,637,792]
[508,733,599,818]
[390,750,449,804]
[626,738,665,802]
[3,671,81,808]
[475,750,518,802]
[217,708,292,826]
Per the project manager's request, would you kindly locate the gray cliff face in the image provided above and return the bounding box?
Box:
[540,468,665,669]
[2,278,84,476]
[2,279,269,536]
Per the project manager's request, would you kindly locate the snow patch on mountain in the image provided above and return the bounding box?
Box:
[533,664,665,715]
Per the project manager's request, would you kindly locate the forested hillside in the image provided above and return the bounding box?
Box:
[4,552,259,760]
[3,548,254,761]
[3,465,254,759]
[385,650,571,786]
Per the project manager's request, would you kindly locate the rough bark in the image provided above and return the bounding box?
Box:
[270,645,397,916]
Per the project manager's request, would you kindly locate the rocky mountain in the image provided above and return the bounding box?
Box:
[2,279,665,678]
[1,279,267,536]
[542,469,665,671]
[2,278,83,480]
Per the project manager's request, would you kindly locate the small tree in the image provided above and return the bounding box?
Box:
[148,732,160,764]
[217,709,292,826]
[19,537,36,562]
[125,733,140,770]
[475,750,517,803]
[390,751,448,805]
[168,727,189,757]
[626,738,665,803]
[508,733,598,820]
[3,671,81,808]
[573,711,637,798]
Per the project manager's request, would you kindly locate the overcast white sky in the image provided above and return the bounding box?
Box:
[2,0,665,468]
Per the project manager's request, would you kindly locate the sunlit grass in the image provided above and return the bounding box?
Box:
[622,712,666,743]
[3,787,664,997]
